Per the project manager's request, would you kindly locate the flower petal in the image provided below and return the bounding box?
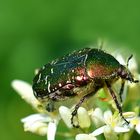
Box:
[59,106,72,128]
[123,112,136,120]
[11,80,40,110]
[103,110,112,124]
[78,107,91,128]
[21,114,52,124]
[91,108,104,127]
[135,122,140,134]
[114,126,130,133]
[27,121,47,136]
[91,125,105,136]
[47,122,57,140]
[76,134,97,140]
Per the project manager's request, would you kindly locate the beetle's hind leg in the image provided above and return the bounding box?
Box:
[105,81,129,124]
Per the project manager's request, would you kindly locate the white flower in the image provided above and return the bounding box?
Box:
[11,80,59,140]
[91,109,131,139]
[75,109,136,140]
[21,114,52,135]
[12,79,140,140]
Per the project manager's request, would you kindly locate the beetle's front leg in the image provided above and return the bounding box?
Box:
[46,91,70,112]
[71,96,86,128]
[71,91,96,128]
[46,100,55,112]
[119,79,125,103]
[105,81,129,124]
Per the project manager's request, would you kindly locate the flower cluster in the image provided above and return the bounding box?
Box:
[12,80,140,140]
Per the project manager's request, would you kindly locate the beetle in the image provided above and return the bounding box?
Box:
[32,48,138,127]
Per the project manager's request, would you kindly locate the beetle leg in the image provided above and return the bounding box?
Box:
[71,96,86,128]
[71,91,96,128]
[105,81,129,124]
[119,80,125,103]
[49,91,69,101]
[46,100,55,112]
[46,92,67,112]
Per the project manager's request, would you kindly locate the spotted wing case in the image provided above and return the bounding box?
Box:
[32,48,91,97]
[33,48,120,98]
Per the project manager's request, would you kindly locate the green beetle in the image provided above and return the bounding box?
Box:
[32,48,138,127]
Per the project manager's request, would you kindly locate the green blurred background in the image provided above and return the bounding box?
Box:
[0,0,140,140]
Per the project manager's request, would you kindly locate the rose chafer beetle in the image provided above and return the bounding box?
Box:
[32,48,138,127]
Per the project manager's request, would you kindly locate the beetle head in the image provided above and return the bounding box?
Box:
[32,78,49,99]
[117,55,139,83]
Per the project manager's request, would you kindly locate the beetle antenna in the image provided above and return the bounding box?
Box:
[126,54,139,83]
[126,54,133,68]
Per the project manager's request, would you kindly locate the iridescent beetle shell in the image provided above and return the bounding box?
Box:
[32,48,138,127]
[33,48,119,100]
